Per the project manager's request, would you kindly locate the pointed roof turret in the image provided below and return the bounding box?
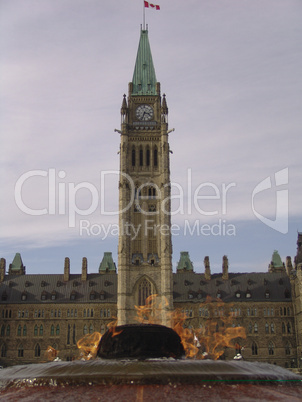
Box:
[99,252,116,274]
[177,252,194,273]
[132,29,157,95]
[9,252,25,275]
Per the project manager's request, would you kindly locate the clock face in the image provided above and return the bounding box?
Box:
[135,105,154,121]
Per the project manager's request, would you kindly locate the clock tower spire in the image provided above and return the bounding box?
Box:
[117,28,174,326]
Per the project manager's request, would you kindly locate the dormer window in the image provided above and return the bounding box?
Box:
[90,291,96,301]
[56,281,61,287]
[41,281,46,287]
[216,291,222,299]
[21,292,27,301]
[188,291,194,299]
[41,291,47,301]
[104,280,110,287]
[246,290,251,299]
[265,290,270,299]
[70,291,76,301]
[235,291,241,299]
[51,291,56,301]
[25,281,30,287]
[100,291,105,300]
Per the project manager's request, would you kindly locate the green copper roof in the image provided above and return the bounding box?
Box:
[99,252,116,273]
[132,29,157,95]
[177,251,194,272]
[272,250,283,268]
[10,253,23,271]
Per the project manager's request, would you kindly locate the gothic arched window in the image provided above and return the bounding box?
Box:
[252,342,258,355]
[268,341,274,355]
[138,278,152,306]
[132,147,136,167]
[18,343,24,358]
[146,147,150,166]
[35,343,41,357]
[153,146,158,167]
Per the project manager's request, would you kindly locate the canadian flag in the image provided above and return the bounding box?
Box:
[144,1,160,10]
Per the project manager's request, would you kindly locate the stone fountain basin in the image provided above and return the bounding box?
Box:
[0,359,301,401]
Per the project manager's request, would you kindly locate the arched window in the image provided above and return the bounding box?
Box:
[0,325,4,337]
[270,323,275,334]
[23,325,27,337]
[285,342,291,355]
[148,186,156,199]
[1,343,7,357]
[265,323,269,334]
[252,342,258,355]
[35,343,41,357]
[132,147,136,167]
[18,343,24,358]
[248,323,252,334]
[39,325,43,336]
[56,325,60,336]
[139,147,143,166]
[17,325,22,337]
[146,147,150,166]
[268,341,274,355]
[83,325,88,335]
[34,325,38,336]
[287,322,291,334]
[282,322,286,334]
[138,278,152,306]
[51,325,54,336]
[254,323,258,333]
[153,146,158,167]
[6,325,10,336]
[89,324,94,334]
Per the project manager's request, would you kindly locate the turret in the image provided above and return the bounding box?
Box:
[204,256,211,280]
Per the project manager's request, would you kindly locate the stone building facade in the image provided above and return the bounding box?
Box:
[1,29,301,371]
[0,246,302,369]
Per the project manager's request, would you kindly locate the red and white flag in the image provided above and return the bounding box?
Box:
[144,1,160,10]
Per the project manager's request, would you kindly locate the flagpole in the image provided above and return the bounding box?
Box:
[143,1,145,30]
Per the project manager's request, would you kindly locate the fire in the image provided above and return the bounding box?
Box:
[135,295,246,360]
[76,331,102,360]
[76,319,122,360]
[174,296,246,359]
[44,345,59,361]
[135,294,167,324]
[74,296,245,361]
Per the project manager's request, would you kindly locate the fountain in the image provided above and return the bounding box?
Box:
[0,324,301,400]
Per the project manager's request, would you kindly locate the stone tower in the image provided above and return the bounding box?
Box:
[117,29,173,326]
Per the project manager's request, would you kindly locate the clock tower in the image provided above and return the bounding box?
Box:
[117,28,173,326]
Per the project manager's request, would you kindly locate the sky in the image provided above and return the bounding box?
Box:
[1,0,301,275]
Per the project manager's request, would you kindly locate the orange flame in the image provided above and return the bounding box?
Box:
[135,295,246,360]
[174,296,246,359]
[76,332,102,360]
[76,296,246,361]
[44,345,59,361]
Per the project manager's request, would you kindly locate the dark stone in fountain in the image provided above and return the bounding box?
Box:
[97,324,185,359]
